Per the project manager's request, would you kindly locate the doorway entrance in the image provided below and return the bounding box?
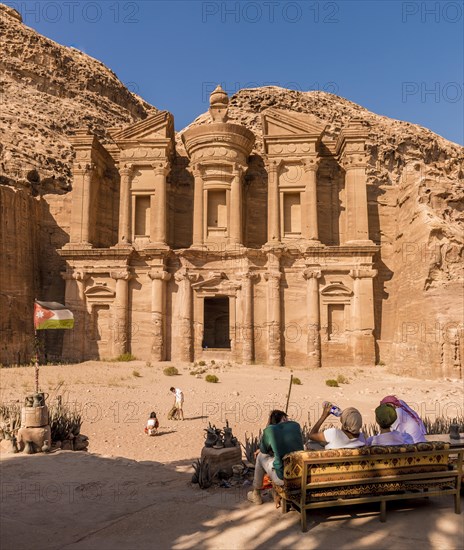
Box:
[203,297,230,348]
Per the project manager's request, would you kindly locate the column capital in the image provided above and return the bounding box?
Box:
[111,269,132,281]
[152,161,170,177]
[350,268,377,279]
[303,268,322,280]
[237,271,259,282]
[149,269,171,282]
[265,158,282,174]
[174,268,199,283]
[340,152,368,170]
[302,155,320,173]
[75,162,96,176]
[120,163,134,177]
[73,270,90,282]
[264,271,281,282]
[192,164,204,178]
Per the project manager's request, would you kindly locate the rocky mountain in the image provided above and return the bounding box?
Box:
[0,3,155,194]
[0,2,462,376]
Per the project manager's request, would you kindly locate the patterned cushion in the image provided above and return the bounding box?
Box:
[282,442,450,497]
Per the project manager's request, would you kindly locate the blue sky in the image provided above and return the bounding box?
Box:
[6,0,464,144]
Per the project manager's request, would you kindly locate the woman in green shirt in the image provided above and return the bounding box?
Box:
[247,409,304,505]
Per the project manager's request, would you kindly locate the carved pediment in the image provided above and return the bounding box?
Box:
[109,111,175,145]
[85,285,116,300]
[262,108,327,139]
[321,283,353,296]
[191,272,227,289]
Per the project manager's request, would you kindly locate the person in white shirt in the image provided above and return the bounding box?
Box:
[367,404,414,446]
[170,387,184,421]
[308,403,366,449]
[145,411,159,436]
[380,395,426,443]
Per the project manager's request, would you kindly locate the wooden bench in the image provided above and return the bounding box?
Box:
[275,441,463,531]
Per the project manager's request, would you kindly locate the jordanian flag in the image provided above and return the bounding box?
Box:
[34,301,74,330]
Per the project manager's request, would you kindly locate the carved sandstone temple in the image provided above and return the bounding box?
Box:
[59,87,378,367]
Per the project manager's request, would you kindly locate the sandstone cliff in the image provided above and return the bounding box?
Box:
[0,3,155,194]
[0,3,154,363]
[178,87,463,378]
[1,2,462,376]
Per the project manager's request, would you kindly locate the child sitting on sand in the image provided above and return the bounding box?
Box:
[145,412,159,436]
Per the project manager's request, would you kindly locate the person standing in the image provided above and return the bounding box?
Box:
[170,386,184,421]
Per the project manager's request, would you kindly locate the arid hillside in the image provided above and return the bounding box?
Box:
[0,2,462,376]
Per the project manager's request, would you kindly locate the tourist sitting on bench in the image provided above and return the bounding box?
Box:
[367,404,413,445]
[380,395,426,443]
[247,409,303,505]
[308,404,366,449]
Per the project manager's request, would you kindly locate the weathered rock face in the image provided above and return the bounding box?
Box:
[0,3,155,363]
[0,3,155,193]
[176,88,463,378]
[0,3,462,377]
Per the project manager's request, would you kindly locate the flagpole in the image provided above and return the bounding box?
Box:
[34,329,39,394]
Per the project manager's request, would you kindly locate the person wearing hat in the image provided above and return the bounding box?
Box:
[367,404,414,446]
[308,403,366,449]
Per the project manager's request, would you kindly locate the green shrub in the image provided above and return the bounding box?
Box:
[292,377,302,385]
[325,379,339,387]
[199,360,206,367]
[377,361,386,366]
[114,353,136,362]
[163,366,179,376]
[336,374,349,384]
[132,370,141,378]
[205,374,219,383]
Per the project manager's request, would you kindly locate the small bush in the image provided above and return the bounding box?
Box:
[325,379,339,387]
[132,370,141,378]
[377,361,386,367]
[210,360,215,365]
[292,377,302,385]
[163,366,179,376]
[205,374,219,383]
[199,360,206,367]
[336,374,349,384]
[115,353,136,362]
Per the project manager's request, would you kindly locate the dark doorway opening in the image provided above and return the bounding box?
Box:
[203,297,230,349]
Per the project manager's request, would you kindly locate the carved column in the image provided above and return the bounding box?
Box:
[151,162,169,245]
[302,156,320,241]
[118,164,133,245]
[149,268,171,361]
[230,165,242,245]
[192,167,204,246]
[303,268,322,368]
[340,153,370,244]
[175,269,198,362]
[264,266,282,367]
[239,271,257,363]
[267,160,281,243]
[110,269,132,357]
[350,268,377,365]
[81,163,95,245]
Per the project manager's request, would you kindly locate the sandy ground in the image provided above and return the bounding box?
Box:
[1,361,463,549]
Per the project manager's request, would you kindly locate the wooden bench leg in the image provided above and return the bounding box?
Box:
[455,492,461,514]
[301,508,308,532]
[281,497,289,514]
[380,500,387,522]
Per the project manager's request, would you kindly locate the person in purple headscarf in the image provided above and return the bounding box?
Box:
[380,396,426,443]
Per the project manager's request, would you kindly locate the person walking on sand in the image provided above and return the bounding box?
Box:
[170,386,184,421]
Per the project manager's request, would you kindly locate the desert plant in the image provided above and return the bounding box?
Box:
[191,458,213,489]
[325,379,339,387]
[292,377,302,385]
[49,402,83,442]
[210,360,215,365]
[241,431,262,465]
[199,360,206,366]
[424,416,464,435]
[163,366,179,376]
[132,370,141,378]
[205,374,219,383]
[0,403,21,437]
[377,361,386,366]
[114,353,136,362]
[336,374,349,384]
